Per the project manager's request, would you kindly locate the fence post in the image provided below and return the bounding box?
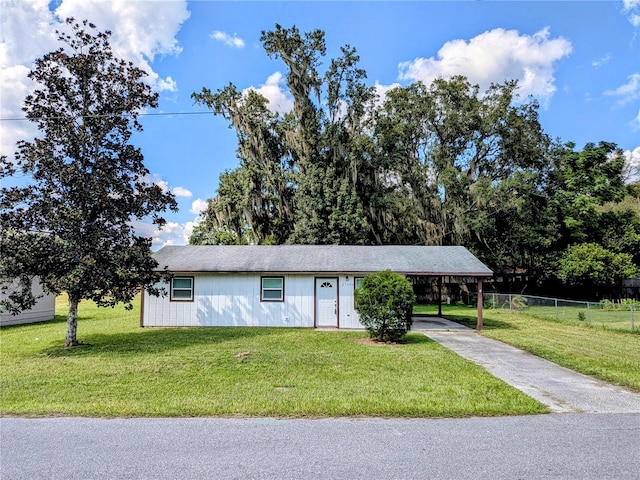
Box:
[587,302,591,325]
[509,294,512,310]
[555,298,558,320]
[631,304,635,332]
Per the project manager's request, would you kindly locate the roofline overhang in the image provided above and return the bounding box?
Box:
[155,269,493,276]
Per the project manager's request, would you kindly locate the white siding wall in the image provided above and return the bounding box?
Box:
[0,279,56,326]
[143,273,366,329]
[338,275,363,329]
[144,274,313,327]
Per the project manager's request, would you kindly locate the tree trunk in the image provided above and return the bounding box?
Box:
[65,296,80,347]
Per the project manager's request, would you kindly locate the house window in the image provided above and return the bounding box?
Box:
[354,277,364,308]
[261,276,284,302]
[171,276,194,301]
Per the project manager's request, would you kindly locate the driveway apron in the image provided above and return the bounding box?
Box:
[412,317,640,414]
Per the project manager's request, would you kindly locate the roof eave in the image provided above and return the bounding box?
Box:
[156,269,493,276]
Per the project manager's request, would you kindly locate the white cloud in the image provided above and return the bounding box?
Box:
[623,146,640,184]
[132,194,206,247]
[210,30,245,48]
[134,219,183,247]
[145,174,192,200]
[55,0,190,92]
[398,27,572,101]
[190,198,209,215]
[132,217,200,248]
[373,81,401,106]
[182,221,197,243]
[592,54,612,69]
[0,0,189,157]
[604,73,640,104]
[246,72,294,114]
[143,173,169,193]
[623,0,640,26]
[172,186,192,198]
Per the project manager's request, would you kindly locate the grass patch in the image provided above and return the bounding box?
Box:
[0,297,546,417]
[420,304,640,391]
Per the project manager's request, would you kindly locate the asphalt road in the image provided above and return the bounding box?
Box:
[2,414,639,479]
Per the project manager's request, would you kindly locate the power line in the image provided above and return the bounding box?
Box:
[0,111,215,121]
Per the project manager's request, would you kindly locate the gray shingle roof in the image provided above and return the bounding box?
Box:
[153,245,492,276]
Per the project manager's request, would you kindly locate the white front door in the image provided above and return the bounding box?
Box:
[315,278,338,327]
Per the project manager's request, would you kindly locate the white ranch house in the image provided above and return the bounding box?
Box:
[142,245,492,329]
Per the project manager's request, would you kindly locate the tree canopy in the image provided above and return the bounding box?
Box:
[192,25,639,299]
[0,19,177,346]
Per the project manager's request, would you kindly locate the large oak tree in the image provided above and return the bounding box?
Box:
[0,19,177,346]
[192,25,639,297]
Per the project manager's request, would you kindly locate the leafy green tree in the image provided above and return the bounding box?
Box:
[192,25,640,299]
[550,141,627,245]
[193,25,375,245]
[466,170,558,282]
[627,182,640,204]
[374,77,555,275]
[191,86,295,244]
[556,243,638,298]
[0,19,176,346]
[354,270,416,342]
[591,209,640,266]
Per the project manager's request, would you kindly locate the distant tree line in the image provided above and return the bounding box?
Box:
[191,25,640,299]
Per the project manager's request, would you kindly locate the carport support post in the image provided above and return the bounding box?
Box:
[437,276,443,317]
[476,278,483,331]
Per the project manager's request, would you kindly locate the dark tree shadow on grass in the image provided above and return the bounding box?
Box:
[40,326,295,358]
[413,304,518,331]
[0,314,69,330]
[402,333,433,344]
[441,312,518,330]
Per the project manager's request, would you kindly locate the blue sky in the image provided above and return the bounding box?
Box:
[2,0,639,246]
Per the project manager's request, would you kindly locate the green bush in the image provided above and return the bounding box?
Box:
[510,295,528,310]
[354,270,416,342]
[602,299,639,311]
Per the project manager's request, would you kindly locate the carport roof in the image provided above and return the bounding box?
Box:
[153,245,493,276]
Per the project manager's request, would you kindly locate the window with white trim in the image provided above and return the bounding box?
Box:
[354,277,364,307]
[170,276,194,301]
[261,276,284,302]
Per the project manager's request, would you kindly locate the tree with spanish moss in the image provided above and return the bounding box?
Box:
[192,24,375,245]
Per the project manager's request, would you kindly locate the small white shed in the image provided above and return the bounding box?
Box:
[142,245,493,329]
[0,278,56,326]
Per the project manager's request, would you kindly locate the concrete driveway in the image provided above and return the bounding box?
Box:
[412,317,640,413]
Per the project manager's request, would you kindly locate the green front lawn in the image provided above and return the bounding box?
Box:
[415,304,640,391]
[0,297,545,417]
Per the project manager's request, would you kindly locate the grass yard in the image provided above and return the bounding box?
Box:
[0,297,546,418]
[481,295,637,332]
[522,304,635,331]
[414,304,640,391]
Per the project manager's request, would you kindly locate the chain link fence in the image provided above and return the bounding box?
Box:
[484,293,638,332]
